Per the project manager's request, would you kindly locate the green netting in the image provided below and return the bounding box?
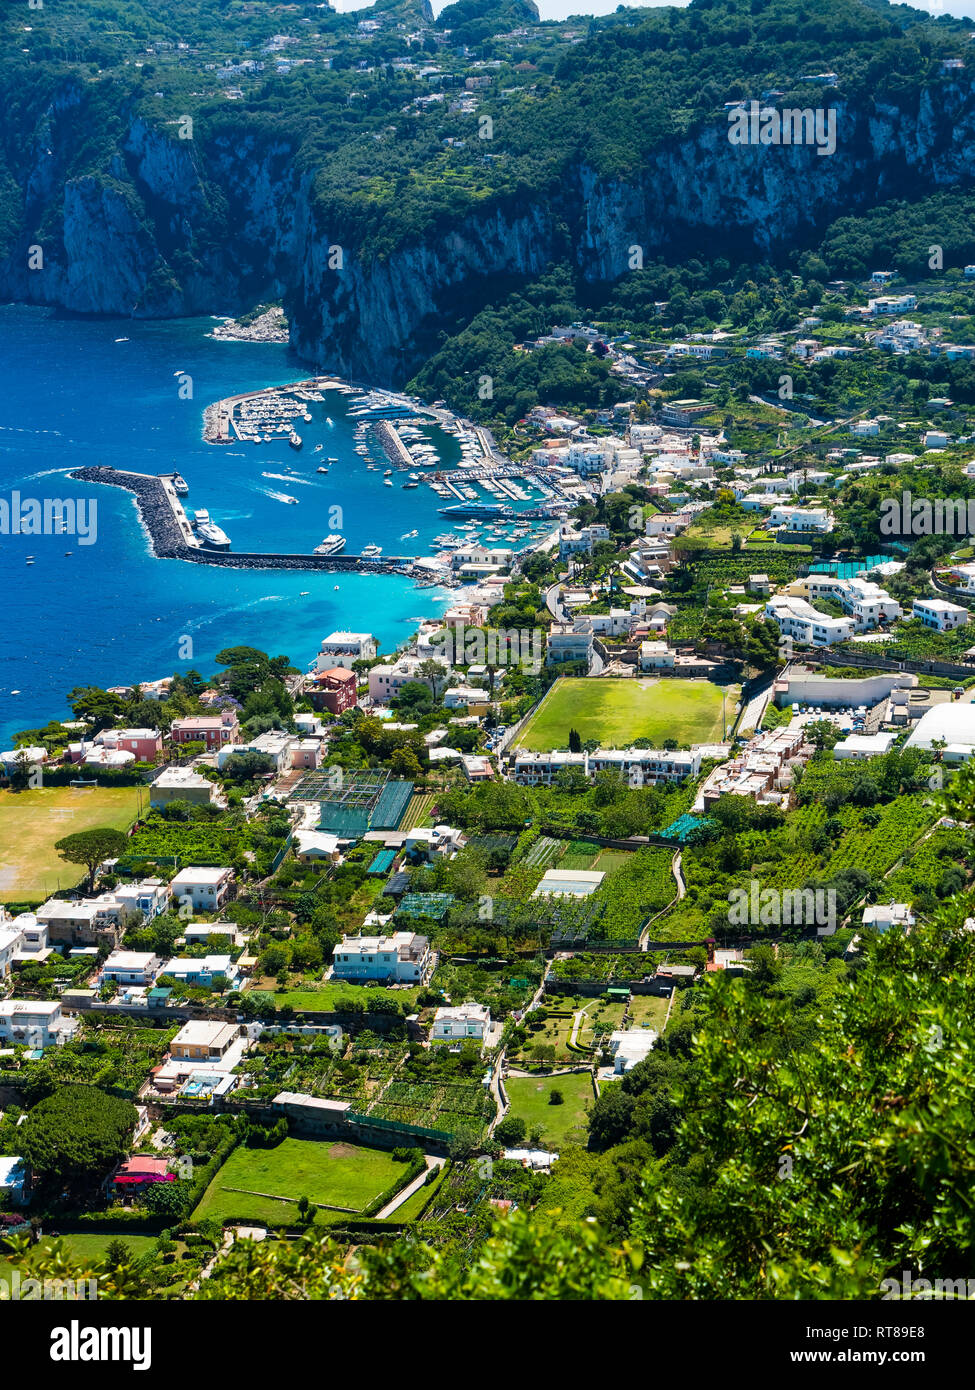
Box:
[368,849,396,875]
[371,780,414,829]
[397,893,454,922]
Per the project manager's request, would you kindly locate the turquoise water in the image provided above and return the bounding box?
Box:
[0,305,499,744]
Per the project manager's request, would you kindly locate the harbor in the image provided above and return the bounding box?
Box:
[202,375,578,527]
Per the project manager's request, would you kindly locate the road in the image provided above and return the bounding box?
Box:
[375,1155,446,1219]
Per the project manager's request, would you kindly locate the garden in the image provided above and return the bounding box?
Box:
[503,1071,595,1148]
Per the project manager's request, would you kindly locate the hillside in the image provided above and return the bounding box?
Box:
[1,0,974,382]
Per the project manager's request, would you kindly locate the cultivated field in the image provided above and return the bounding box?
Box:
[513,678,738,752]
[0,785,142,903]
[193,1137,406,1225]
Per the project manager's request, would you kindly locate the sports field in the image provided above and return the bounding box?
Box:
[0,784,142,903]
[513,678,738,752]
[193,1137,406,1225]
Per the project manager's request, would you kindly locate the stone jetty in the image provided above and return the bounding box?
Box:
[69,467,436,578]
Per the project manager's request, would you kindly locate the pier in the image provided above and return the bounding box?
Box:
[69,467,436,577]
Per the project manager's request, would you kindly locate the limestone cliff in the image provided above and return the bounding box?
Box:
[2,78,975,385]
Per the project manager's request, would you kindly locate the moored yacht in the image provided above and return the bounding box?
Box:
[314,534,346,556]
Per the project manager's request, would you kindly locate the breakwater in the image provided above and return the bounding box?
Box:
[70,466,432,577]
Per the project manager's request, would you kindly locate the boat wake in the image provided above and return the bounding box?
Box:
[260,471,316,486]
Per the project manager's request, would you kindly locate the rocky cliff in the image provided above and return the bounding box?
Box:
[3,78,975,385]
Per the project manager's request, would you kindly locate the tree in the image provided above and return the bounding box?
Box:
[568,727,582,753]
[20,1085,138,1189]
[104,1239,134,1269]
[493,1116,527,1146]
[549,1088,564,1106]
[53,828,129,892]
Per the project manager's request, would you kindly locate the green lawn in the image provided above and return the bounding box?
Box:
[514,678,738,752]
[0,1231,160,1281]
[504,1071,594,1147]
[193,1138,406,1225]
[247,979,420,1012]
[0,784,142,903]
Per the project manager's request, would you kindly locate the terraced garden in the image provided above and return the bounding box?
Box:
[370,1079,491,1136]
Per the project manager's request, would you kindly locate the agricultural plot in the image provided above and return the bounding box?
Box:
[0,785,141,903]
[194,1137,405,1223]
[514,678,738,752]
[401,791,437,830]
[369,1079,489,1136]
[883,827,969,903]
[523,836,564,867]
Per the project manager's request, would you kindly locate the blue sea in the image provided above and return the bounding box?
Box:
[0,305,521,746]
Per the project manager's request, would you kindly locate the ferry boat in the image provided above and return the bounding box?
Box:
[438,501,515,520]
[288,432,303,450]
[172,473,189,496]
[196,520,232,551]
[361,543,383,558]
[314,534,346,556]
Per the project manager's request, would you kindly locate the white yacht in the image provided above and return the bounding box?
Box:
[314,534,346,556]
[361,543,383,558]
[196,519,231,550]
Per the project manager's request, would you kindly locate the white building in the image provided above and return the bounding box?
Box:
[0,1000,79,1048]
[833,732,897,760]
[509,747,700,786]
[332,931,430,983]
[404,825,465,860]
[431,1002,491,1041]
[767,505,833,533]
[905,704,975,761]
[169,866,235,914]
[0,925,23,979]
[149,767,219,809]
[608,1028,656,1074]
[546,625,593,666]
[862,902,915,932]
[804,575,901,631]
[638,640,676,670]
[765,595,855,646]
[313,631,377,672]
[112,878,171,922]
[912,597,969,631]
[101,950,163,987]
[162,955,240,989]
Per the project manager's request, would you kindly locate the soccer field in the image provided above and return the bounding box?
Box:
[513,678,738,752]
[0,784,142,903]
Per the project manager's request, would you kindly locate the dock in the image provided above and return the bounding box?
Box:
[69,467,434,577]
